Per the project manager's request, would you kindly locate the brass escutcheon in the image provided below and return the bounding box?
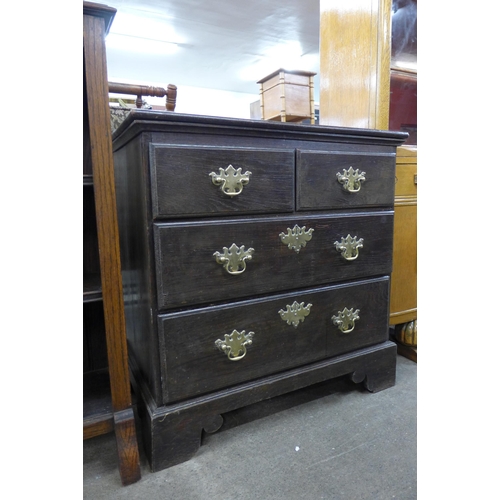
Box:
[215,330,254,361]
[279,225,314,253]
[332,307,360,333]
[214,243,254,275]
[279,301,312,328]
[209,164,251,197]
[336,166,366,193]
[334,234,364,261]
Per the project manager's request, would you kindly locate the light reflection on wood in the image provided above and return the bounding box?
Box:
[319,0,391,129]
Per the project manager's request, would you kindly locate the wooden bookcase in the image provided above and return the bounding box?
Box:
[83,1,141,485]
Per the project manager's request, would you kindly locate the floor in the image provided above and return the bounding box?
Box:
[83,354,417,499]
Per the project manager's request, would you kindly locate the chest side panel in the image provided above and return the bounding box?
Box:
[114,135,163,401]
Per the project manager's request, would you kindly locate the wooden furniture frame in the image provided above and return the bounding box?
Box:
[112,110,407,472]
[83,1,141,485]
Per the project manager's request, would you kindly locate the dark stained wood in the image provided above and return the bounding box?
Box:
[325,277,390,357]
[113,110,407,472]
[83,186,100,279]
[151,145,294,217]
[296,150,396,210]
[83,274,102,302]
[83,369,114,439]
[83,301,107,371]
[154,212,394,309]
[132,341,397,471]
[83,1,141,486]
[112,109,407,151]
[114,137,165,404]
[159,277,390,403]
[83,174,94,186]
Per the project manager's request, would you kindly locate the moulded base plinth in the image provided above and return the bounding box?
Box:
[131,341,397,472]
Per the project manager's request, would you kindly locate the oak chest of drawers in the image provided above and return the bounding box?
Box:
[112,111,408,471]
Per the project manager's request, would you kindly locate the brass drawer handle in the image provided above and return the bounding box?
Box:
[279,225,314,253]
[332,307,360,333]
[336,167,366,193]
[209,164,252,197]
[334,234,364,261]
[214,243,254,275]
[215,330,254,361]
[279,301,312,328]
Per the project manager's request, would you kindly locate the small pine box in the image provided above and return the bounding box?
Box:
[257,69,316,123]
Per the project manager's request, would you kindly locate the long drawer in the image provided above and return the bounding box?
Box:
[296,150,396,210]
[150,145,295,218]
[158,277,390,403]
[154,211,394,310]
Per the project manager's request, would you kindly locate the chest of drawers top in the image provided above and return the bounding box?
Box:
[113,110,408,149]
[113,112,407,209]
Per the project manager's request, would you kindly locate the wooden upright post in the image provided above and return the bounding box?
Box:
[319,0,392,129]
[83,1,141,485]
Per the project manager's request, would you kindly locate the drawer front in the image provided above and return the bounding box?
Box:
[159,277,390,403]
[296,150,396,210]
[395,161,417,197]
[154,212,393,310]
[151,145,294,218]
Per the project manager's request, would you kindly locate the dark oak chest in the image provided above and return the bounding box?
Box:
[112,111,408,471]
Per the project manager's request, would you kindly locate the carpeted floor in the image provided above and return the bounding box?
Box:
[83,353,417,499]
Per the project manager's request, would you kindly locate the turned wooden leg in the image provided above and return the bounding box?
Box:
[395,320,417,347]
[393,320,417,362]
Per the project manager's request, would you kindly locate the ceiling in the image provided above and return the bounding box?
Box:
[103,0,320,101]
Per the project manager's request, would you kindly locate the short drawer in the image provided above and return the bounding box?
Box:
[150,145,294,218]
[159,277,390,403]
[296,150,396,210]
[395,153,417,197]
[154,211,393,310]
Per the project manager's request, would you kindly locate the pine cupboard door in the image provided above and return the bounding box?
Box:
[389,146,417,326]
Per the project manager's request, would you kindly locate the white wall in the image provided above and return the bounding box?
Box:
[173,85,259,119]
